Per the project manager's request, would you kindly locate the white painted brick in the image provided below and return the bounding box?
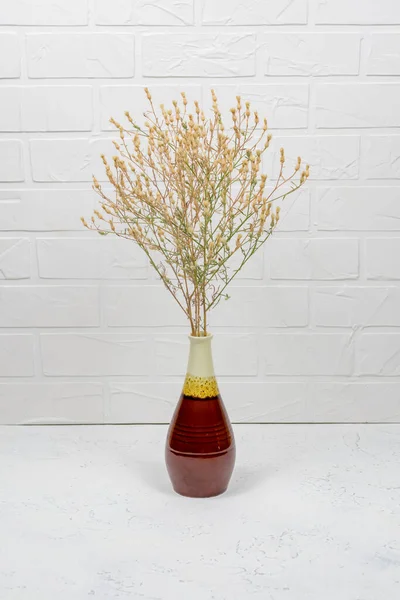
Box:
[0,238,30,280]
[316,84,400,128]
[27,34,135,78]
[315,0,400,24]
[108,382,179,423]
[142,34,256,77]
[25,86,93,132]
[37,238,147,280]
[110,285,308,329]
[262,34,360,77]
[210,286,308,328]
[0,382,104,425]
[201,0,307,25]
[228,248,264,280]
[100,85,202,131]
[0,88,21,131]
[0,141,24,182]
[95,0,193,25]
[317,188,400,231]
[155,333,258,376]
[365,136,400,180]
[366,239,400,280]
[0,86,93,132]
[0,335,34,377]
[0,190,97,231]
[0,286,99,328]
[357,334,400,376]
[41,334,150,376]
[0,34,20,78]
[30,138,114,182]
[263,334,354,375]
[0,0,88,25]
[274,188,310,231]
[104,285,186,327]
[108,381,400,423]
[268,136,360,181]
[269,238,359,280]
[210,84,309,129]
[314,287,400,328]
[367,35,400,76]
[223,382,400,423]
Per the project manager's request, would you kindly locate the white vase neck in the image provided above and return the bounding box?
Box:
[186,334,215,378]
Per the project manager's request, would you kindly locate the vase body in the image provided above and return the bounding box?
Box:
[165,334,236,498]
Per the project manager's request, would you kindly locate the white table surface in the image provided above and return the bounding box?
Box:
[0,424,399,600]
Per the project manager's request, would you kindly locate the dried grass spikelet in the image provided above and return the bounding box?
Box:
[82,88,309,336]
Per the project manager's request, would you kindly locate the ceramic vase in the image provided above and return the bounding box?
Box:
[165,334,236,498]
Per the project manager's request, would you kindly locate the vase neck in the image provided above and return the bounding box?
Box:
[186,335,215,378]
[182,335,219,399]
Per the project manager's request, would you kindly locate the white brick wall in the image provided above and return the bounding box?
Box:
[262,34,361,77]
[201,0,308,26]
[1,0,399,424]
[3,86,94,132]
[0,141,24,181]
[0,34,21,78]
[0,335,35,377]
[263,334,354,376]
[269,238,359,280]
[315,84,400,128]
[365,136,400,179]
[95,0,194,26]
[366,35,400,75]
[0,0,88,25]
[26,34,135,78]
[267,135,360,180]
[36,238,147,279]
[40,333,151,376]
[314,0,400,25]
[142,34,256,77]
[366,239,400,280]
[0,238,31,279]
[0,286,100,327]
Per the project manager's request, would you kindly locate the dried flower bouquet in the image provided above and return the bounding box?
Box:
[82,88,309,337]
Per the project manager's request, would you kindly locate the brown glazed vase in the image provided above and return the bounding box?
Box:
[165,334,236,498]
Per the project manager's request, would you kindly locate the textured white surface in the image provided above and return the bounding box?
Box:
[1,0,400,424]
[26,34,135,78]
[0,424,399,599]
[262,33,361,77]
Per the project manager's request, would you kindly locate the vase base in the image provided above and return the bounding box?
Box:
[171,485,228,499]
[165,445,236,499]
